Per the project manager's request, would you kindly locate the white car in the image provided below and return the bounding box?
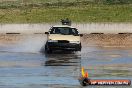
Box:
[45,25,82,53]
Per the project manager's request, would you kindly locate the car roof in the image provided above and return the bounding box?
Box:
[52,25,76,28]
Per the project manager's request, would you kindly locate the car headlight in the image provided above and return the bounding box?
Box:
[48,40,58,42]
[70,41,80,44]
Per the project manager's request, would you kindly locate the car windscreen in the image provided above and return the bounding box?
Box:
[50,27,79,35]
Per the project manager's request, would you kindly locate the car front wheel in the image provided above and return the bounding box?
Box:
[45,43,52,54]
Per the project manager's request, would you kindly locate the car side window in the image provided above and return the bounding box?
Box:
[71,28,79,35]
[50,27,56,34]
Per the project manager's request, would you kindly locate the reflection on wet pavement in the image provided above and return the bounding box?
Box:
[45,53,80,66]
[0,34,132,88]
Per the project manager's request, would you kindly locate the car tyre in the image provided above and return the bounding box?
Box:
[78,43,82,51]
[45,43,52,54]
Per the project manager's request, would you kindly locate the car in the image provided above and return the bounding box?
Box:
[45,25,82,53]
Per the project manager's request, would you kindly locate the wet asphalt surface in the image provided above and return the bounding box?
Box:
[0,34,132,88]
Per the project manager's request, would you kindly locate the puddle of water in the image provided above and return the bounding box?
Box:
[0,34,131,88]
[81,34,132,81]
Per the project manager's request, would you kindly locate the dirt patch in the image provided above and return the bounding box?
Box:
[82,34,132,48]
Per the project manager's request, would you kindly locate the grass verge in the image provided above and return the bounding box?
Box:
[0,1,131,23]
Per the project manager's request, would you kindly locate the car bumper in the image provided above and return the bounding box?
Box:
[47,42,81,51]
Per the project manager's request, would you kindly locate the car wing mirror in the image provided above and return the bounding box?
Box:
[79,34,83,37]
[45,32,49,34]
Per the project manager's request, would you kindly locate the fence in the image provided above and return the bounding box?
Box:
[0,23,132,34]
